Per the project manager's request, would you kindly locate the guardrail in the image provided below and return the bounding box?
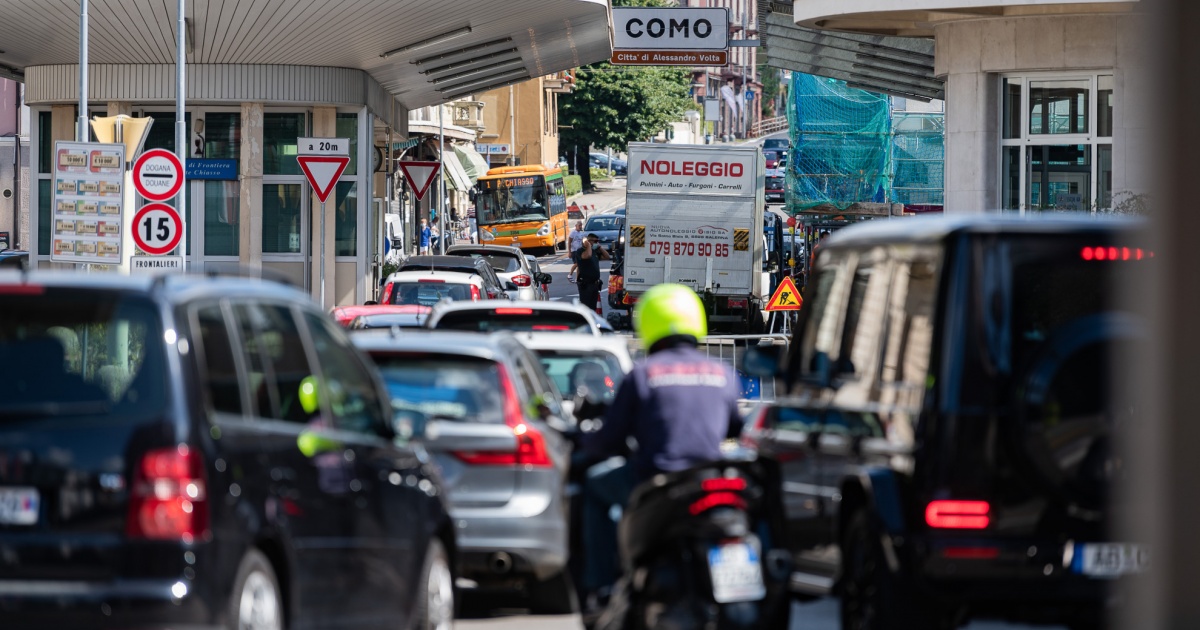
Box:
[751,116,789,138]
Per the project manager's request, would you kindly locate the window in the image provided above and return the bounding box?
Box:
[303,313,387,434]
[264,113,305,175]
[38,111,52,174]
[999,73,1114,213]
[797,264,845,378]
[203,112,241,159]
[372,353,506,425]
[141,112,191,153]
[233,303,315,423]
[336,113,358,176]
[37,179,51,254]
[194,304,242,416]
[836,258,890,378]
[880,255,939,389]
[263,183,303,254]
[333,181,357,256]
[204,181,240,256]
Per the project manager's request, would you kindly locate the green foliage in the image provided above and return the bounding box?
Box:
[759,63,781,117]
[590,167,613,181]
[560,64,694,153]
[564,174,582,197]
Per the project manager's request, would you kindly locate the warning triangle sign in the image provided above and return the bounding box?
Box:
[765,276,804,311]
[297,156,350,203]
[398,161,442,201]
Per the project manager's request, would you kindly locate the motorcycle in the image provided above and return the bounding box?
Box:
[570,398,793,630]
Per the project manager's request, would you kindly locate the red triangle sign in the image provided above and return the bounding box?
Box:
[398,161,442,201]
[298,156,350,203]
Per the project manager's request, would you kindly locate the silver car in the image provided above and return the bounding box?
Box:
[352,331,575,614]
[445,244,547,301]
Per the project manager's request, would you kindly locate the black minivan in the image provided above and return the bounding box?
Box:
[0,272,455,630]
[743,215,1147,629]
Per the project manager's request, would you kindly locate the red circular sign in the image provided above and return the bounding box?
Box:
[132,203,183,255]
[133,149,184,201]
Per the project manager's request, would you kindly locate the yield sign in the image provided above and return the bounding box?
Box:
[398,161,441,201]
[297,156,350,203]
[764,275,803,312]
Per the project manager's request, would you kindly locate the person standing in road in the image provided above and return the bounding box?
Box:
[567,220,585,282]
[419,219,431,255]
[578,283,742,610]
[577,233,609,312]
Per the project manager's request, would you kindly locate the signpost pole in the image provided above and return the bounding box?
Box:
[78,0,88,142]
[320,200,327,307]
[176,0,188,272]
[438,103,446,255]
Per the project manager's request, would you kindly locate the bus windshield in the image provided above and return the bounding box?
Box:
[476,176,548,225]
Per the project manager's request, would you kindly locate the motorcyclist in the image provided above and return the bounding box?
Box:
[578,283,744,610]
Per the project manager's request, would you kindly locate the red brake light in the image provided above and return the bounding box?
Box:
[382,282,394,304]
[925,500,990,529]
[1082,246,1154,262]
[532,325,570,331]
[418,278,445,283]
[512,274,532,287]
[127,445,209,542]
[495,307,534,315]
[470,285,482,301]
[0,285,44,295]
[689,492,746,516]
[452,364,552,468]
[1080,247,1094,261]
[701,478,747,492]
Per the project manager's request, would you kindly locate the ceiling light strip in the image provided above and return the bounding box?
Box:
[442,73,532,101]
[421,48,521,76]
[412,37,515,66]
[430,59,525,85]
[381,25,473,58]
[438,68,529,94]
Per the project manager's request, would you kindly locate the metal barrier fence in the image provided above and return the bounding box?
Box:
[699,334,790,404]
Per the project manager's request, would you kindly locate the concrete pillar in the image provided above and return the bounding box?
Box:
[106,102,132,117]
[239,102,263,272]
[942,71,998,213]
[310,106,336,309]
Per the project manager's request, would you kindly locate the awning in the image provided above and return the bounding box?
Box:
[455,144,491,184]
[443,151,472,191]
[759,0,944,102]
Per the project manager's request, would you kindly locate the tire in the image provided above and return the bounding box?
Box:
[412,539,455,630]
[228,549,284,630]
[840,511,950,630]
[528,569,579,615]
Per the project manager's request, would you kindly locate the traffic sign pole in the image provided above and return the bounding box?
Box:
[176,0,188,271]
[296,142,350,308]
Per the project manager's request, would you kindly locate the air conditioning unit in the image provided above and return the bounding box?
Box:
[451,101,485,130]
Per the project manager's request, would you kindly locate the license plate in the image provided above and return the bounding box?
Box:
[0,487,40,525]
[707,540,766,603]
[727,298,748,309]
[1072,543,1148,578]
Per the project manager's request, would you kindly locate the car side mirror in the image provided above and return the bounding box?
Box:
[505,281,519,291]
[741,343,784,378]
[537,272,552,285]
[363,300,378,306]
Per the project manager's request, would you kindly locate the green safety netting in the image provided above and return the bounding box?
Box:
[784,73,944,214]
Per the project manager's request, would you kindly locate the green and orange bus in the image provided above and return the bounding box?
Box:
[474,165,568,253]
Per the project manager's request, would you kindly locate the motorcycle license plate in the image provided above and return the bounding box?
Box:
[1072,543,1148,578]
[707,541,766,603]
[0,487,39,525]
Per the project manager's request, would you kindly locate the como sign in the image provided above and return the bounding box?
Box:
[612,7,729,51]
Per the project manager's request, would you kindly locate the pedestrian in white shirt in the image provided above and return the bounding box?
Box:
[568,221,585,282]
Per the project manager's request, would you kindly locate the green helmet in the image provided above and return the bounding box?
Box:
[633,283,707,349]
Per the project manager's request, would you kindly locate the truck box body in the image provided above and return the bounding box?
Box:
[622,143,766,327]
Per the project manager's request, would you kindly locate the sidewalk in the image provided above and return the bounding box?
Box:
[568,178,627,215]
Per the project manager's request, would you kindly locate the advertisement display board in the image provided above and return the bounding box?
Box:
[50,141,126,265]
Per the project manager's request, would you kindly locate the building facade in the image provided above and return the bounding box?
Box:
[790,0,1147,213]
[0,78,29,251]
[476,73,573,169]
[683,0,762,140]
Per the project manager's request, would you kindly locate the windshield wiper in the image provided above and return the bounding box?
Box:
[1,400,112,419]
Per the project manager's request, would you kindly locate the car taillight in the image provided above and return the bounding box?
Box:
[727,297,748,309]
[452,364,552,468]
[470,285,482,301]
[512,274,532,287]
[0,284,44,295]
[382,282,394,304]
[608,275,623,294]
[689,492,746,516]
[925,500,990,529]
[127,445,209,542]
[418,278,445,283]
[495,307,534,315]
[1081,246,1153,261]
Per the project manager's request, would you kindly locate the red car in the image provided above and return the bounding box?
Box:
[330,304,431,327]
[763,149,782,169]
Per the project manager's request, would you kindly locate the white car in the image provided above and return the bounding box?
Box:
[425,300,603,335]
[516,332,635,404]
[381,269,499,307]
[445,243,548,301]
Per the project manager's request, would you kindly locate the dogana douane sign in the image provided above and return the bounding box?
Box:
[50,141,126,265]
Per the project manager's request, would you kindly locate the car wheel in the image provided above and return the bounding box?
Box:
[412,539,455,630]
[230,549,283,630]
[840,511,949,630]
[528,570,578,615]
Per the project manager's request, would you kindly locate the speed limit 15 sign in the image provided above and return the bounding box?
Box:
[132,202,183,255]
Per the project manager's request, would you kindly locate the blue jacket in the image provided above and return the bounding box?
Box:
[583,344,743,481]
[420,226,431,247]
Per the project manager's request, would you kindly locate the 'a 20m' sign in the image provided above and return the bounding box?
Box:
[612,7,729,51]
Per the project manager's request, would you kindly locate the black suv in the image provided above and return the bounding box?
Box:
[0,272,455,629]
[743,216,1147,629]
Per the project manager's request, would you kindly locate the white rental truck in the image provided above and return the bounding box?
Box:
[620,142,768,333]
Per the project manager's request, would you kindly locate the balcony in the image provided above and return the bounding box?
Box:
[451,100,486,130]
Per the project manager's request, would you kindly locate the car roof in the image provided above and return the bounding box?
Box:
[824,214,1144,249]
[351,329,518,359]
[0,270,314,305]
[430,299,596,316]
[335,304,430,318]
[514,332,635,366]
[385,269,482,283]
[446,244,523,256]
[399,255,487,268]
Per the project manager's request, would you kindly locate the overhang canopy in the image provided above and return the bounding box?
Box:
[758,0,943,101]
[0,0,611,113]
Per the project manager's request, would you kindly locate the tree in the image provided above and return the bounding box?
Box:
[759,62,781,118]
[559,0,694,190]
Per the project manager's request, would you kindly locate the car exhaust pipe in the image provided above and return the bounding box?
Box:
[488,552,513,574]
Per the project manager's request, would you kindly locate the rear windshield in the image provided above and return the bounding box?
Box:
[0,287,166,420]
[433,310,593,333]
[585,216,622,231]
[397,262,479,276]
[352,314,425,329]
[371,353,504,424]
[451,251,520,273]
[535,350,625,402]
[766,176,784,189]
[389,282,475,306]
